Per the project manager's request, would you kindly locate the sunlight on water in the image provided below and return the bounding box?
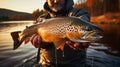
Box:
[0,21,33,43]
[0,20,34,23]
[0,21,38,67]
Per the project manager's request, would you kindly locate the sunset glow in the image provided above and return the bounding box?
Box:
[0,0,78,13]
[0,0,45,13]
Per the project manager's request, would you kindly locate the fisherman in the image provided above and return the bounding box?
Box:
[31,0,90,67]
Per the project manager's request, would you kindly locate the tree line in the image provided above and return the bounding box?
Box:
[0,9,44,21]
[74,0,120,16]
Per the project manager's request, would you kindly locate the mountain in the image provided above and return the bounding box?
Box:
[0,8,33,21]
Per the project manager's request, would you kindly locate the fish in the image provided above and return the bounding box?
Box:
[10,17,103,50]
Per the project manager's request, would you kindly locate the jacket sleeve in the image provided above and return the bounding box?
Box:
[69,8,90,22]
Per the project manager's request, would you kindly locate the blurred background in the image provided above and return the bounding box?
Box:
[0,0,120,67]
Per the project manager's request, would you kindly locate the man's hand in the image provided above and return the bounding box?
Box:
[66,40,90,50]
[30,34,41,48]
[30,34,51,48]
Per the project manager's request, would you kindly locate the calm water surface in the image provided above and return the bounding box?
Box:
[0,21,120,67]
[0,21,38,67]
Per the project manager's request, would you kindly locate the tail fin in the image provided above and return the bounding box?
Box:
[10,31,21,50]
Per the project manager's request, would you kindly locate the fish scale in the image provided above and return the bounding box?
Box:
[44,20,71,37]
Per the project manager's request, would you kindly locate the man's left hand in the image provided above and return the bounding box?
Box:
[66,41,90,50]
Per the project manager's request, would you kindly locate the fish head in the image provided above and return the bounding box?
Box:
[66,17,103,42]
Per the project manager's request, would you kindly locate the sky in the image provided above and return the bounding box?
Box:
[0,0,77,13]
[0,0,45,13]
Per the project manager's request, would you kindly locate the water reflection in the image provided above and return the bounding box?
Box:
[0,21,37,67]
[0,21,33,42]
[96,24,120,56]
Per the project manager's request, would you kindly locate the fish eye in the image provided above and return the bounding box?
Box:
[83,26,92,31]
[87,27,92,31]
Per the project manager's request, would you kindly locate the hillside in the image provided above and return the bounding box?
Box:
[91,12,120,24]
[0,8,33,21]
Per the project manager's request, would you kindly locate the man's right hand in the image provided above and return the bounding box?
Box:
[30,34,51,48]
[66,40,90,50]
[30,34,41,48]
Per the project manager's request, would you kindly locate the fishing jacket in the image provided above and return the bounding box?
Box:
[37,0,90,67]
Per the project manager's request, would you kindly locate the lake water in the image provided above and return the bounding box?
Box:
[0,21,120,67]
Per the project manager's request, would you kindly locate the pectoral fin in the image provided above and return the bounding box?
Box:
[54,39,66,50]
[24,37,30,44]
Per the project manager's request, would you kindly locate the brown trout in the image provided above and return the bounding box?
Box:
[11,17,103,50]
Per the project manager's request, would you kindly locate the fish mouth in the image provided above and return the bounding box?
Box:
[81,31,103,42]
[70,31,99,43]
[82,31,97,40]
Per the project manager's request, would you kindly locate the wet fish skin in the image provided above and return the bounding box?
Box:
[10,17,103,50]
